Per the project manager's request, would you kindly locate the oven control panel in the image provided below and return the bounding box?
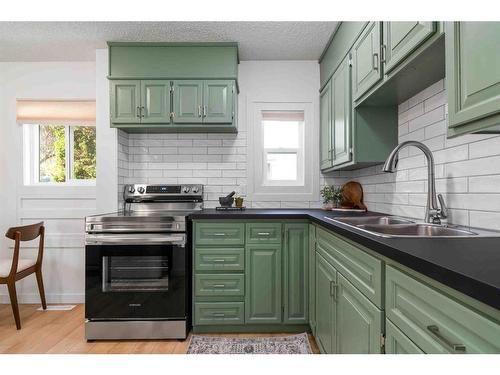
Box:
[123,184,203,202]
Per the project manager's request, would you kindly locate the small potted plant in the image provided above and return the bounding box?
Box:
[332,185,344,209]
[320,185,335,210]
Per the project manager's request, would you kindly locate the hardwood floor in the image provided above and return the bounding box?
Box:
[0,304,320,354]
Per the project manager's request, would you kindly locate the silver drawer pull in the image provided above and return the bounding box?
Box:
[212,284,226,288]
[427,325,466,353]
[212,312,225,317]
[213,233,226,236]
[212,259,226,263]
[257,232,271,236]
[330,280,338,299]
[372,52,379,70]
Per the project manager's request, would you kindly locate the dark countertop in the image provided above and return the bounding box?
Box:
[190,209,500,311]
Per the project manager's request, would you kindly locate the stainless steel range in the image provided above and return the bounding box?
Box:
[84,184,203,340]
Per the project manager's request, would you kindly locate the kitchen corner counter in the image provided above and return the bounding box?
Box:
[190,208,500,311]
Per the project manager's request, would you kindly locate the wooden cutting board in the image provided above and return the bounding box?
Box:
[341,181,367,211]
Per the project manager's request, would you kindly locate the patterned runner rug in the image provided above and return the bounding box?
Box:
[187,333,312,354]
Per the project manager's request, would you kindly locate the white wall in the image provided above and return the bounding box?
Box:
[119,61,322,208]
[0,62,96,303]
[327,79,500,231]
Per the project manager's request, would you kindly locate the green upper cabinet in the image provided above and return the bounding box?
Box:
[245,243,282,324]
[315,253,337,354]
[446,22,500,137]
[203,80,234,124]
[382,22,436,74]
[108,43,239,133]
[320,81,333,171]
[110,80,141,124]
[172,80,203,123]
[140,80,171,124]
[331,55,352,167]
[283,223,309,325]
[336,273,383,354]
[352,22,383,100]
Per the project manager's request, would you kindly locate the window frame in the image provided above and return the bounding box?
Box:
[247,100,319,202]
[23,123,96,186]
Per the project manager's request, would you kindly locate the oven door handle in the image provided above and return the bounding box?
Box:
[85,233,186,246]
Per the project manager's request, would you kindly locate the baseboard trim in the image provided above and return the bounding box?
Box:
[0,293,84,304]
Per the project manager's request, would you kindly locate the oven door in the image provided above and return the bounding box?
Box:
[85,233,187,320]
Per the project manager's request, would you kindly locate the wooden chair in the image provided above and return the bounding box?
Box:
[0,222,47,329]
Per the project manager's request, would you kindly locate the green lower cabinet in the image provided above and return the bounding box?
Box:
[336,273,383,354]
[385,319,424,354]
[283,223,309,324]
[194,302,245,325]
[308,224,317,335]
[315,253,337,354]
[195,274,245,298]
[245,243,282,324]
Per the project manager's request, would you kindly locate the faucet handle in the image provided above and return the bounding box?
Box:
[437,194,448,218]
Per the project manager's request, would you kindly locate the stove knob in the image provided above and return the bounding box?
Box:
[137,186,145,194]
[128,186,135,194]
[192,186,199,194]
[183,186,191,194]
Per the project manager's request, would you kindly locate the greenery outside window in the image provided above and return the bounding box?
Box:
[24,124,96,184]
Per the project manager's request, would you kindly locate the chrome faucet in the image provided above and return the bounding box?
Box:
[382,141,448,224]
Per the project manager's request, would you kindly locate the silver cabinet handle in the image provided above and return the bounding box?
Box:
[203,105,207,117]
[212,312,225,317]
[427,325,466,353]
[136,106,141,118]
[381,45,387,63]
[212,284,226,288]
[212,259,226,263]
[198,105,202,117]
[213,233,226,236]
[257,232,271,236]
[372,53,379,71]
[330,280,338,299]
[140,106,145,118]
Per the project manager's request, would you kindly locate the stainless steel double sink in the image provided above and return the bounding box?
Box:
[324,216,478,238]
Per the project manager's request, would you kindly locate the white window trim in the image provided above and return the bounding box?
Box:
[23,123,96,186]
[247,100,319,202]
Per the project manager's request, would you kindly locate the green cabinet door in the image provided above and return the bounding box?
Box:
[245,244,282,324]
[172,80,203,123]
[386,319,424,354]
[320,81,333,171]
[308,225,316,335]
[203,80,234,124]
[331,55,352,167]
[140,80,171,124]
[336,274,383,354]
[352,22,383,100]
[382,22,436,73]
[446,22,500,135]
[283,223,309,325]
[110,80,141,124]
[315,253,337,354]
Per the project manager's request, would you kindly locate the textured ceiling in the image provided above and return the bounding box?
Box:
[0,21,337,61]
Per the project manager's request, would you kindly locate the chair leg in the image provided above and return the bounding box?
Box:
[7,281,21,330]
[36,269,47,310]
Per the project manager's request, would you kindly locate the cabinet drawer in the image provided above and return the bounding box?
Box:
[195,274,245,297]
[194,302,244,325]
[316,227,383,308]
[385,319,424,354]
[386,266,500,353]
[194,223,245,246]
[246,223,282,244]
[195,247,244,271]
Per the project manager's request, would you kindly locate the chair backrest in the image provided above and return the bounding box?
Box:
[5,222,44,241]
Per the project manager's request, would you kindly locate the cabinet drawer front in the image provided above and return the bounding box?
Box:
[246,223,282,244]
[316,227,382,308]
[195,274,245,297]
[194,223,245,245]
[386,266,500,353]
[386,319,424,354]
[195,248,244,271]
[194,302,244,325]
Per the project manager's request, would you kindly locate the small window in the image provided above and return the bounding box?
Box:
[261,111,304,186]
[24,124,96,184]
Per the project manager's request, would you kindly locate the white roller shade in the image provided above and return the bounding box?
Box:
[16,100,96,125]
[261,110,304,122]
